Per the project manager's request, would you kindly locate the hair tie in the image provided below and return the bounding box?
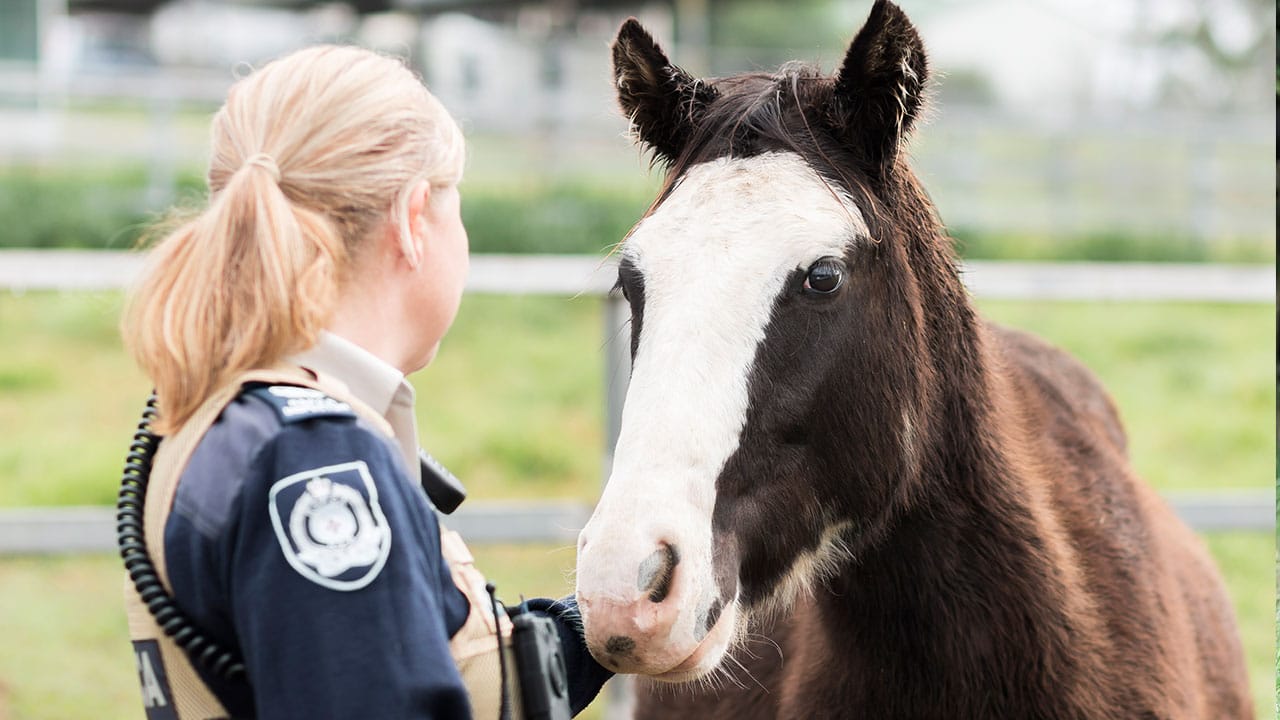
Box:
[242,153,281,183]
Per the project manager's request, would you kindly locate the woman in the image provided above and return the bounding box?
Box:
[120,45,610,719]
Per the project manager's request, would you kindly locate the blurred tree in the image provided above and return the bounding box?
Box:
[1153,0,1274,110]
[0,0,38,61]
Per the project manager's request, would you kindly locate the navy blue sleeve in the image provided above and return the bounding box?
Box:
[185,410,471,719]
[231,418,471,719]
[513,596,614,716]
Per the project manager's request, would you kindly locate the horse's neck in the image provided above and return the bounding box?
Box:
[861,314,1063,611]
[825,237,1077,627]
[809,331,1112,709]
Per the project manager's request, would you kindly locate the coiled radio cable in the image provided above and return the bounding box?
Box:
[116,393,247,681]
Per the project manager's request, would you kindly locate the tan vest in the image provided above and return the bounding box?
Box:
[122,365,520,719]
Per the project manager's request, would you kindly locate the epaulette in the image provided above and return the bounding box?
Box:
[244,384,357,424]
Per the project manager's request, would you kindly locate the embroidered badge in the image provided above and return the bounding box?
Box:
[268,461,391,591]
[248,385,356,424]
[132,640,178,720]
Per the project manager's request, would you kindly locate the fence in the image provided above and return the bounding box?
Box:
[0,250,1273,554]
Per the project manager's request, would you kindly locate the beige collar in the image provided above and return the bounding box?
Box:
[291,331,422,484]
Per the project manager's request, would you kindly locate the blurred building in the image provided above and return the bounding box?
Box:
[2,0,678,129]
[0,0,1273,247]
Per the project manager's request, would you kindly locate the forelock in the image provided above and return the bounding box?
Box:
[647,64,885,234]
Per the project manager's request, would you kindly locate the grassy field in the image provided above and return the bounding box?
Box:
[0,534,1271,719]
[980,300,1275,493]
[0,292,1271,506]
[0,292,608,507]
[0,288,1273,718]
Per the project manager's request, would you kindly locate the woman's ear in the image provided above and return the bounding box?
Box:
[398,180,431,270]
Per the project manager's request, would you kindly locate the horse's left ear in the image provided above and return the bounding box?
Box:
[612,18,718,163]
[829,0,929,178]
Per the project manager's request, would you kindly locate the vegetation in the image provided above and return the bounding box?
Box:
[1,165,1273,263]
[980,300,1275,493]
[0,292,1272,507]
[950,227,1276,265]
[0,166,200,250]
[0,286,1272,717]
[0,547,611,720]
[0,532,1270,720]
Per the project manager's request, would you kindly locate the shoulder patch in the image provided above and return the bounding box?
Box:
[132,640,178,720]
[268,460,392,591]
[246,384,356,424]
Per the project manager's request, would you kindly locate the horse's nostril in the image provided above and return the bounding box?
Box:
[704,598,723,634]
[605,635,636,656]
[637,543,680,603]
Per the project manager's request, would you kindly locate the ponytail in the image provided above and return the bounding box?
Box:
[122,157,343,432]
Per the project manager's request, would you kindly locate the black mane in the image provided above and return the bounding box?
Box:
[653,66,889,227]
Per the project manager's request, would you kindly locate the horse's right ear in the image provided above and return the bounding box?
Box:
[612,18,718,162]
[829,0,928,179]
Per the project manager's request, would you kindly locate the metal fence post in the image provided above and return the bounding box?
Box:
[602,293,631,480]
[601,291,636,719]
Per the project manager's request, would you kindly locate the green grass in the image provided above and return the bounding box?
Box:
[0,164,658,257]
[459,183,650,255]
[0,546,609,720]
[952,229,1275,264]
[0,533,1270,720]
[0,291,607,507]
[0,292,152,507]
[1201,533,1279,717]
[978,300,1275,492]
[1,161,1272,263]
[0,292,1270,507]
[0,166,205,250]
[415,294,606,502]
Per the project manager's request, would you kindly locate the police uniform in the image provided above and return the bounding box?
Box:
[124,332,611,719]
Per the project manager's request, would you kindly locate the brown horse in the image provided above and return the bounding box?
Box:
[572,2,1252,718]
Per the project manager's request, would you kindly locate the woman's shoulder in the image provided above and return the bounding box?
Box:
[171,384,397,539]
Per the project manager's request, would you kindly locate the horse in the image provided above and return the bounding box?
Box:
[572,2,1252,718]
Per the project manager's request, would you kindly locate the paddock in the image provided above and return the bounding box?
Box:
[0,251,1272,718]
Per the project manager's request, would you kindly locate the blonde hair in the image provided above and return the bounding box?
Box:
[123,45,464,432]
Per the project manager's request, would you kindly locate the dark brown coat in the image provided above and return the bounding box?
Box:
[610,2,1252,717]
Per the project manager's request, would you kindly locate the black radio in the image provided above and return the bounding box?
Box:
[512,613,572,720]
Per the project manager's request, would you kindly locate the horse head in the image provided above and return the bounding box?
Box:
[575,0,956,680]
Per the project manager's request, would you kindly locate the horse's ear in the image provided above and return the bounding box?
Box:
[612,18,717,162]
[829,0,928,178]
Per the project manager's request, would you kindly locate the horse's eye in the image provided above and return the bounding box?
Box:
[803,258,844,295]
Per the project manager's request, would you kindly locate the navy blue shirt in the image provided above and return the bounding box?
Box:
[163,385,610,719]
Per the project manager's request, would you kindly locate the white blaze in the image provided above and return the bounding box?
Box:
[613,151,865,504]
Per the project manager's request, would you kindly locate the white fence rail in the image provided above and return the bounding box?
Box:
[0,492,1270,556]
[0,252,1273,555]
[0,502,592,555]
[0,250,1275,301]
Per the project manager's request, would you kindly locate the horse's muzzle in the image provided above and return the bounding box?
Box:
[576,515,727,675]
